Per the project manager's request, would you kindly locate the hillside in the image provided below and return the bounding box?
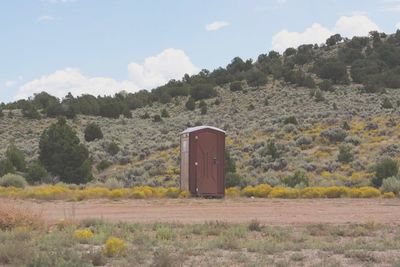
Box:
[1,31,400,189]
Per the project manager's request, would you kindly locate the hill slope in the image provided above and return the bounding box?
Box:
[1,31,400,188]
[1,82,400,187]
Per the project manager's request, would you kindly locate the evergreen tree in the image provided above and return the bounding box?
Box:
[6,143,26,171]
[39,117,92,184]
[22,103,40,119]
[0,159,15,177]
[161,108,169,118]
[84,123,103,142]
[185,97,196,111]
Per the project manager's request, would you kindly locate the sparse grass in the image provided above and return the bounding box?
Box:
[0,219,398,266]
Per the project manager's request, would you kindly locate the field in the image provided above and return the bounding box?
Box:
[1,198,400,266]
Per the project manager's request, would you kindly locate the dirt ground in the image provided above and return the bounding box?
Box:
[4,198,400,225]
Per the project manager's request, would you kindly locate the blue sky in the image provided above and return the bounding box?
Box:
[1,0,400,103]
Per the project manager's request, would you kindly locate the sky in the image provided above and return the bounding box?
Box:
[1,0,400,103]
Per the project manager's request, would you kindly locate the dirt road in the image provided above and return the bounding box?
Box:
[4,198,400,225]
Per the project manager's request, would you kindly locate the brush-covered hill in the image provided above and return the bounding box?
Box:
[1,30,400,189]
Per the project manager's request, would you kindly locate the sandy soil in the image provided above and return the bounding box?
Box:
[3,198,400,225]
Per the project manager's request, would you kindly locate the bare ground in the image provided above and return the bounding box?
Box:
[3,198,400,225]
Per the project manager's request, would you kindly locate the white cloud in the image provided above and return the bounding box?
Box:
[334,15,379,37]
[15,48,198,100]
[38,15,55,22]
[128,48,198,89]
[396,22,400,29]
[272,23,331,52]
[272,15,380,52]
[205,21,229,31]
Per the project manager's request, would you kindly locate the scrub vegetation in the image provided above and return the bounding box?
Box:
[1,31,400,194]
[0,207,400,267]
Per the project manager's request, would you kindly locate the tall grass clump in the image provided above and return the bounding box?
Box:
[0,174,27,188]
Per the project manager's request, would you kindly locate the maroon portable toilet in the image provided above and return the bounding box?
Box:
[180,126,225,197]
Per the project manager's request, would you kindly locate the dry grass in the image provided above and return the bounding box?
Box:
[0,204,43,230]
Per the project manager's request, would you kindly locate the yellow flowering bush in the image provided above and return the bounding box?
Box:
[131,189,145,199]
[383,192,395,198]
[324,186,350,198]
[0,184,389,200]
[179,190,191,198]
[253,184,272,198]
[268,187,299,198]
[74,228,94,243]
[165,187,180,198]
[225,187,240,197]
[241,186,256,197]
[359,187,381,198]
[300,187,325,198]
[108,189,130,199]
[103,237,126,257]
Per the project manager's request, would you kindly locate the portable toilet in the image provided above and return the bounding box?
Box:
[180,126,225,197]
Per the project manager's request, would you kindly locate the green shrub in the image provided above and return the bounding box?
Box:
[382,97,393,109]
[200,105,207,115]
[341,121,351,130]
[105,177,124,189]
[27,161,49,184]
[245,68,267,87]
[248,219,262,231]
[282,170,308,188]
[314,89,325,102]
[373,158,399,187]
[96,160,112,171]
[156,227,176,240]
[190,83,217,100]
[319,80,333,91]
[230,81,243,91]
[225,172,241,187]
[106,142,120,156]
[0,159,15,177]
[161,108,169,118]
[0,173,28,188]
[265,140,280,160]
[185,97,195,111]
[380,176,400,195]
[247,104,255,111]
[313,58,348,84]
[22,103,41,119]
[337,145,354,163]
[153,114,162,122]
[6,144,26,172]
[284,116,298,125]
[84,123,103,142]
[320,128,347,143]
[140,112,150,119]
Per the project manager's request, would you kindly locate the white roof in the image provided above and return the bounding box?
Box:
[181,125,226,134]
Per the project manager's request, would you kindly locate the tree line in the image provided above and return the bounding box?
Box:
[1,30,400,119]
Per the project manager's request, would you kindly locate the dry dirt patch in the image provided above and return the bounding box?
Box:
[2,198,400,225]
